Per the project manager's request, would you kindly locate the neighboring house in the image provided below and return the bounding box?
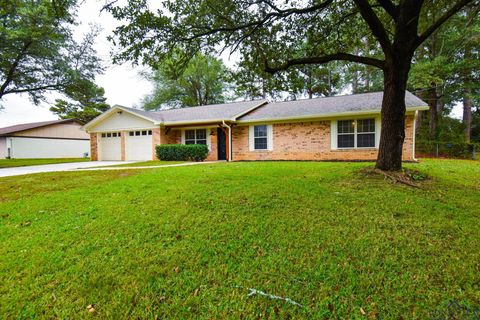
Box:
[0,119,90,159]
[83,91,429,162]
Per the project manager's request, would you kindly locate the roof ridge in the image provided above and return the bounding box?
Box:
[151,99,267,114]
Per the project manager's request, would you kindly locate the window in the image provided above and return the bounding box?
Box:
[254,125,268,150]
[148,130,152,135]
[101,133,106,138]
[129,132,134,136]
[337,119,376,149]
[185,129,207,145]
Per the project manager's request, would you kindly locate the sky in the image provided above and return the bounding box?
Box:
[0,1,464,127]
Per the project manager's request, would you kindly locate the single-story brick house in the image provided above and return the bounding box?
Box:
[83,91,428,162]
[0,119,90,159]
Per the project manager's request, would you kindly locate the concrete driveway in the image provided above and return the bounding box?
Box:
[0,161,137,178]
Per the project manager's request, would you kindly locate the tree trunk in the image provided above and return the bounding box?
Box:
[427,87,439,140]
[375,60,411,171]
[463,87,473,142]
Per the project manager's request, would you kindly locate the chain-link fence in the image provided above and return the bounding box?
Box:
[416,140,478,159]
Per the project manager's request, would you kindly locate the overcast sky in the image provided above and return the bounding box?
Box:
[0,1,463,127]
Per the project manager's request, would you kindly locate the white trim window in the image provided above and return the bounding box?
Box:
[249,124,273,151]
[333,118,377,149]
[184,129,207,145]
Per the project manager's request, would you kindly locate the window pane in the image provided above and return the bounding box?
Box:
[101,133,106,138]
[112,132,117,137]
[142,130,147,135]
[129,132,134,136]
[107,133,111,137]
[196,139,207,145]
[185,130,195,140]
[338,134,354,148]
[118,132,121,137]
[148,130,152,135]
[185,140,195,145]
[357,119,375,133]
[196,129,206,140]
[254,125,267,137]
[338,120,354,134]
[357,133,375,147]
[135,131,140,136]
[254,137,268,150]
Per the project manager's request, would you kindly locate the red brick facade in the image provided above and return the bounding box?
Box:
[90,133,98,160]
[150,115,415,162]
[231,115,415,161]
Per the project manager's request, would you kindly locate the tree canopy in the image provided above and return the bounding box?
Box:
[142,52,231,110]
[0,0,103,106]
[50,81,110,123]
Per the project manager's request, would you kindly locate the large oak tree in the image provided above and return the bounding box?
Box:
[106,0,474,171]
[0,0,103,105]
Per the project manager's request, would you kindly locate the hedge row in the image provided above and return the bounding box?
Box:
[156,144,209,161]
[416,140,479,159]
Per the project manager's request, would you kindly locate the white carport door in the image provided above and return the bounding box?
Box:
[99,132,121,160]
[126,130,153,161]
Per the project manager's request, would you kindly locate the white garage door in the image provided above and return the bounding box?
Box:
[126,130,153,161]
[99,132,121,160]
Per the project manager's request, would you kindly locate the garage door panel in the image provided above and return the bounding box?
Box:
[126,130,153,161]
[99,133,121,160]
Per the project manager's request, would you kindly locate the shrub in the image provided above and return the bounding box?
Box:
[156,144,209,161]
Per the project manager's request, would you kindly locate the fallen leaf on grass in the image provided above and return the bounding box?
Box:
[360,307,366,315]
[87,304,95,313]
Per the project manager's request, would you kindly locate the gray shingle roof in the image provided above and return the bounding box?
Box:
[152,100,268,123]
[238,91,427,122]
[0,119,81,136]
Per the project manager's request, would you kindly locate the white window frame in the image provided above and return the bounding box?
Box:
[181,128,211,150]
[249,124,273,151]
[330,117,380,150]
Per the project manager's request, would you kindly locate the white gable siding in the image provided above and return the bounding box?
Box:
[0,137,6,158]
[90,111,156,132]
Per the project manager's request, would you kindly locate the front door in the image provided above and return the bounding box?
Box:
[217,128,227,160]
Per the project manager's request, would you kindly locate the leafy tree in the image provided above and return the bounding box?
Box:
[142,52,231,110]
[105,0,474,170]
[50,81,110,123]
[0,0,103,106]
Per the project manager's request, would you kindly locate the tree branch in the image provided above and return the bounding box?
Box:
[416,0,475,47]
[377,0,398,20]
[353,0,392,54]
[3,83,65,95]
[264,53,385,74]
[187,0,334,40]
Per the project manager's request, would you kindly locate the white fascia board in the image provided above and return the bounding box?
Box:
[83,105,159,132]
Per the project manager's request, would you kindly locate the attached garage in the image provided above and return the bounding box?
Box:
[125,130,153,161]
[98,132,122,160]
[85,106,160,161]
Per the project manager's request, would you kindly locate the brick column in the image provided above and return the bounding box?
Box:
[90,133,98,161]
[152,127,161,160]
[120,131,126,161]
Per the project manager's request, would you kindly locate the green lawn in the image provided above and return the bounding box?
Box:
[100,160,187,168]
[0,159,478,319]
[0,158,89,168]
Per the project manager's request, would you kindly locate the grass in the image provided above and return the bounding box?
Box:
[98,160,187,168]
[0,158,89,168]
[0,159,478,319]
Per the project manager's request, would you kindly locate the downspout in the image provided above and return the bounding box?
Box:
[412,110,417,161]
[222,120,232,162]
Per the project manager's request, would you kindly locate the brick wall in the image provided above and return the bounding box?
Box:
[90,133,98,160]
[232,115,415,161]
